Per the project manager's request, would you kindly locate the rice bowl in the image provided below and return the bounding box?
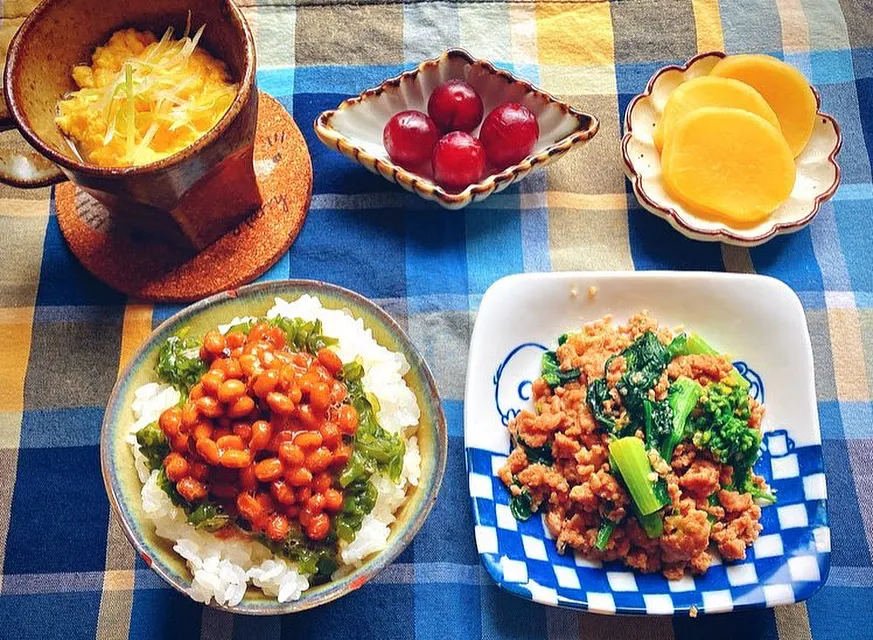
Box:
[125,294,423,607]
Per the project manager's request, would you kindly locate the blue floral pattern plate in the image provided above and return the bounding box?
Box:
[464,272,829,616]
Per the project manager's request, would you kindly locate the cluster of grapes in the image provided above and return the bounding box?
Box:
[382,79,540,191]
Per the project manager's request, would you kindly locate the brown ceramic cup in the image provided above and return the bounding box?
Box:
[1,0,261,251]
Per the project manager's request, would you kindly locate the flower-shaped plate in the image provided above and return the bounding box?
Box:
[622,52,841,246]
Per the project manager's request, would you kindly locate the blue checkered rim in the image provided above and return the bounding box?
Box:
[466,356,830,615]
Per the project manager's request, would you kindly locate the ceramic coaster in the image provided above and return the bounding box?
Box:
[55,92,312,302]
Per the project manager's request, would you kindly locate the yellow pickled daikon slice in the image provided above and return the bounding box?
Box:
[710,54,817,157]
[654,76,780,152]
[661,107,796,225]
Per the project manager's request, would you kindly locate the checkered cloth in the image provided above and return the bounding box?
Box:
[1,0,871,638]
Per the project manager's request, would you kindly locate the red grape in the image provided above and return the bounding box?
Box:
[383,110,439,169]
[432,132,486,191]
[427,79,484,133]
[479,103,539,169]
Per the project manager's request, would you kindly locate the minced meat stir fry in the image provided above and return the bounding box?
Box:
[499,313,775,579]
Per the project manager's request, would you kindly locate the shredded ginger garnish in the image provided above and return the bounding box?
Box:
[58,13,238,167]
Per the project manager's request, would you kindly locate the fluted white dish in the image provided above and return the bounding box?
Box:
[622,52,841,246]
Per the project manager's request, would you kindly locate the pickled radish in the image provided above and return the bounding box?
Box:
[710,54,817,157]
[654,76,780,152]
[661,107,796,225]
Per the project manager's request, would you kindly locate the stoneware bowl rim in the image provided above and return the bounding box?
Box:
[100,279,448,614]
[3,0,257,178]
[314,47,600,207]
[621,50,842,246]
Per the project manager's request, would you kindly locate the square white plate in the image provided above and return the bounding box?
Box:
[464,271,829,615]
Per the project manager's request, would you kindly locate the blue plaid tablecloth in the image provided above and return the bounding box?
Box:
[1,0,872,638]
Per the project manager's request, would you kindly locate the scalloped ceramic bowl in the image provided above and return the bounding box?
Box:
[101,280,447,614]
[622,51,841,246]
[315,48,599,209]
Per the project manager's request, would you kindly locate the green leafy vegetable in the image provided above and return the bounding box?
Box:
[614,332,671,425]
[644,377,704,462]
[586,377,617,433]
[731,474,777,504]
[224,317,340,358]
[685,333,718,356]
[339,358,365,383]
[666,333,688,360]
[705,493,721,524]
[187,503,230,531]
[557,333,571,346]
[224,318,257,334]
[609,436,669,516]
[270,317,337,355]
[652,476,670,506]
[587,332,672,436]
[153,461,231,531]
[691,381,761,483]
[665,377,703,459]
[136,422,169,471]
[521,441,554,466]
[541,350,581,389]
[260,526,339,583]
[155,335,207,395]
[643,397,673,454]
[156,468,188,508]
[339,378,405,487]
[334,479,378,541]
[634,505,664,538]
[509,486,533,521]
[595,520,617,550]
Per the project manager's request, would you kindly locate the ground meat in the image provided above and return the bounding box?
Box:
[626,548,662,573]
[621,312,673,344]
[517,464,570,496]
[569,483,599,511]
[667,354,735,386]
[625,517,660,553]
[606,356,626,385]
[678,459,721,500]
[718,489,755,514]
[666,475,682,509]
[589,469,628,505]
[660,509,711,564]
[651,370,670,401]
[749,397,765,429]
[514,402,565,448]
[689,551,713,574]
[647,449,671,477]
[711,489,763,560]
[557,316,639,382]
[719,464,734,487]
[552,432,581,459]
[671,443,697,471]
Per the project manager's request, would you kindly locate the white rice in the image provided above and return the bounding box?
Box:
[130,295,421,606]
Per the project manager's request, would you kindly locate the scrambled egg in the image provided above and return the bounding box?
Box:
[56,27,237,167]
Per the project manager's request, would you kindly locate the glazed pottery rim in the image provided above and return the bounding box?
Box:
[621,50,842,245]
[314,47,600,204]
[100,279,448,614]
[3,0,257,178]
